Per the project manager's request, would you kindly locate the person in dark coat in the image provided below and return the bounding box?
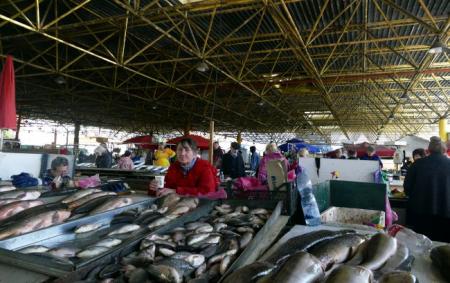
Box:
[221,142,246,179]
[360,145,383,168]
[404,136,450,241]
[212,141,224,169]
[95,143,112,168]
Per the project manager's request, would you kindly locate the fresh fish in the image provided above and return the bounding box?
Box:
[127,268,149,283]
[71,195,117,214]
[195,224,213,234]
[135,211,163,225]
[0,190,41,200]
[168,206,190,216]
[220,230,241,238]
[360,233,397,270]
[154,239,177,249]
[61,189,101,204]
[138,244,156,262]
[195,263,207,277]
[187,233,210,246]
[68,192,116,209]
[237,227,254,234]
[308,234,365,270]
[240,232,253,249]
[155,257,196,278]
[222,261,276,283]
[214,223,227,232]
[0,209,71,240]
[48,247,80,258]
[186,222,208,231]
[98,264,122,279]
[110,209,138,225]
[265,229,355,265]
[250,208,268,215]
[171,253,205,268]
[200,244,220,258]
[378,271,416,283]
[196,235,221,246]
[77,246,110,258]
[108,224,140,236]
[0,186,16,192]
[215,206,233,215]
[207,263,221,280]
[95,238,122,248]
[157,194,181,209]
[157,207,169,214]
[172,231,185,242]
[325,265,373,283]
[430,244,450,282]
[75,223,102,233]
[377,242,409,274]
[208,249,238,265]
[176,197,199,210]
[220,255,233,274]
[146,264,182,283]
[0,199,20,206]
[89,197,132,215]
[159,247,176,256]
[18,245,49,254]
[259,252,324,283]
[148,216,176,229]
[0,200,44,221]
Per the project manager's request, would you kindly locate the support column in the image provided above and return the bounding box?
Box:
[209,120,214,165]
[439,118,447,142]
[74,121,80,155]
[236,131,242,144]
[183,121,191,136]
[53,128,57,147]
[15,114,21,140]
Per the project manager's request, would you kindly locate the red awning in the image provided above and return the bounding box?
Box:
[167,134,210,150]
[0,56,16,130]
[122,135,153,144]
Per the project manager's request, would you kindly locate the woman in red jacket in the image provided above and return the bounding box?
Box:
[149,138,219,196]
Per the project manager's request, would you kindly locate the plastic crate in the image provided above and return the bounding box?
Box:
[320,206,385,228]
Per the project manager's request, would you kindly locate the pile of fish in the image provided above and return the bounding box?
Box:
[82,204,271,283]
[223,230,417,283]
[15,194,199,263]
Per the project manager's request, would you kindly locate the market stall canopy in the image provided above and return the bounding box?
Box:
[341,142,396,158]
[0,55,16,130]
[278,138,321,154]
[167,134,210,150]
[122,135,153,144]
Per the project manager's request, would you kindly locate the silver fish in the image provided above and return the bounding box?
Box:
[360,233,397,270]
[147,264,183,283]
[237,227,255,234]
[18,245,49,254]
[325,265,373,283]
[214,223,228,232]
[172,231,185,242]
[61,188,101,204]
[195,224,213,234]
[240,232,253,249]
[186,222,207,231]
[208,249,238,265]
[220,255,233,275]
[250,208,268,215]
[378,271,417,283]
[195,263,207,277]
[48,247,80,258]
[77,246,110,258]
[0,200,44,221]
[138,244,156,262]
[0,190,41,200]
[148,216,175,229]
[95,238,122,248]
[89,197,132,215]
[74,223,102,233]
[108,224,140,236]
[0,186,16,192]
[168,205,190,216]
[187,233,210,245]
[159,247,175,257]
[377,242,409,274]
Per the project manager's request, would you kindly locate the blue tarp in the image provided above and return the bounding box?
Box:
[278,138,321,153]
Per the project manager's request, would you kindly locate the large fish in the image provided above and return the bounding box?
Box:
[376,242,409,275]
[360,233,397,270]
[146,264,183,283]
[77,246,110,258]
[47,247,80,258]
[88,197,132,215]
[134,211,164,225]
[0,190,41,200]
[61,188,101,204]
[265,229,355,265]
[71,195,116,215]
[0,185,16,193]
[0,200,44,221]
[156,194,181,209]
[67,191,116,209]
[0,209,71,240]
[0,199,20,206]
[222,261,276,283]
[378,271,417,283]
[258,252,324,283]
[430,244,450,282]
[151,258,195,282]
[18,245,49,254]
[0,202,67,228]
[308,234,365,270]
[325,265,373,283]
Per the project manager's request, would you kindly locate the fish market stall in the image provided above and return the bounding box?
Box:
[222,224,446,282]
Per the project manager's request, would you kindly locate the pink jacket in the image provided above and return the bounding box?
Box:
[118,156,134,170]
[257,152,289,184]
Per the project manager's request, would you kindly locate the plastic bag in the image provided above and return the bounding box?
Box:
[374,169,398,227]
[77,174,101,189]
[233,177,264,191]
[388,224,432,254]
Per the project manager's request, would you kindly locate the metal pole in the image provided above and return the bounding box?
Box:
[0,130,3,151]
[209,120,214,165]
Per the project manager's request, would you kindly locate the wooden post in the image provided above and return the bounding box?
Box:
[237,131,242,144]
[74,121,80,156]
[15,114,21,140]
[209,120,214,165]
[184,121,191,136]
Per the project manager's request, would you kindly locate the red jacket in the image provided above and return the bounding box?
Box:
[165,159,219,196]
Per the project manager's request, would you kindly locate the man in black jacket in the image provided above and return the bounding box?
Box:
[221,142,246,179]
[404,136,450,241]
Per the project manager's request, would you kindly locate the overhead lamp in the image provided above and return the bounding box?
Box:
[54,75,66,85]
[152,105,157,110]
[274,84,281,89]
[196,61,209,72]
[428,40,448,54]
[257,100,265,106]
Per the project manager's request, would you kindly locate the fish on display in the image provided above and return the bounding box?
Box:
[156,194,181,209]
[61,188,101,204]
[239,232,253,249]
[258,251,324,283]
[88,197,132,215]
[378,271,417,283]
[134,210,163,225]
[325,265,373,283]
[67,191,117,209]
[0,200,44,221]
[0,209,71,240]
[77,246,110,258]
[148,216,176,229]
[71,195,117,215]
[95,238,122,248]
[308,234,365,270]
[265,229,356,265]
[108,224,140,236]
[0,190,41,200]
[0,199,20,206]
[222,261,276,283]
[0,185,16,193]
[376,242,409,275]
[47,247,80,258]
[18,245,49,254]
[74,223,103,233]
[430,244,450,282]
[359,233,397,270]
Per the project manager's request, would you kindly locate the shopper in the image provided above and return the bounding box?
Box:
[258,142,289,184]
[404,136,450,241]
[148,138,218,196]
[222,142,246,179]
[212,141,224,169]
[347,149,358,160]
[412,148,426,161]
[249,146,260,173]
[154,141,176,167]
[360,145,383,168]
[334,148,346,159]
[95,143,112,168]
[42,157,72,189]
[117,150,134,170]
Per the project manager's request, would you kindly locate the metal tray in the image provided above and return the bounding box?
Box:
[55,199,284,282]
[0,196,155,277]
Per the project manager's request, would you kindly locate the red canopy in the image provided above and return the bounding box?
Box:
[167,134,210,150]
[345,142,395,158]
[122,135,153,144]
[0,56,16,130]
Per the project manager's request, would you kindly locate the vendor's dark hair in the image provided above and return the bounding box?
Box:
[51,156,69,170]
[250,146,256,152]
[124,150,132,157]
[178,138,198,152]
[231,142,240,150]
[428,136,446,154]
[412,148,426,158]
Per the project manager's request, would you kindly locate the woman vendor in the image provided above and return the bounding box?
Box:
[148,138,219,196]
[154,141,176,167]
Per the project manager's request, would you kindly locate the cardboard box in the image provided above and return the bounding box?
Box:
[320,206,385,228]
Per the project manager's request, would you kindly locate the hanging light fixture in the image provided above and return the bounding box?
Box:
[428,40,448,54]
[54,75,66,85]
[196,61,209,72]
